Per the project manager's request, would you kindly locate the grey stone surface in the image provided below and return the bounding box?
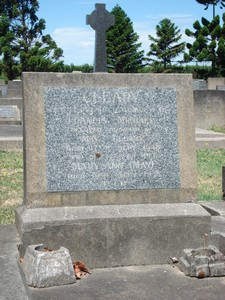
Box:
[0,125,23,138]
[200,200,225,217]
[208,215,225,256]
[22,265,225,300]
[44,87,180,192]
[179,245,225,277]
[16,203,210,268]
[2,225,225,300]
[208,77,225,89]
[195,128,225,149]
[0,106,14,118]
[0,105,21,124]
[86,3,115,72]
[21,73,197,208]
[0,225,29,300]
[0,82,7,96]
[0,125,23,151]
[22,244,75,288]
[193,79,207,90]
[6,80,22,98]
[0,98,23,120]
[194,90,225,130]
[216,85,225,90]
[3,224,225,300]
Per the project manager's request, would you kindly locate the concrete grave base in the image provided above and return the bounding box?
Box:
[16,203,211,268]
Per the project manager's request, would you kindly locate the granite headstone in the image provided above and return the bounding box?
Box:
[20,73,197,207]
[44,87,180,192]
[16,73,209,269]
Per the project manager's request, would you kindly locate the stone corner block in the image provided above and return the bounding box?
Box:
[22,244,76,288]
[179,245,225,278]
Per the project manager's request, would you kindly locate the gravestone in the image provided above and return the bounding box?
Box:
[0,106,14,118]
[0,80,7,96]
[0,105,21,124]
[86,3,115,72]
[16,72,210,268]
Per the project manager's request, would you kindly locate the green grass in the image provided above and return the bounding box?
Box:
[0,206,17,224]
[0,151,23,224]
[208,125,225,134]
[197,149,225,200]
[0,149,225,223]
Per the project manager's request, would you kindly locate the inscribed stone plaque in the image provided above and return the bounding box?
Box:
[44,87,180,192]
[0,106,14,118]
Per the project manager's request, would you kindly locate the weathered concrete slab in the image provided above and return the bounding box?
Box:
[200,201,225,217]
[3,224,225,300]
[0,225,29,300]
[16,203,210,268]
[28,264,225,300]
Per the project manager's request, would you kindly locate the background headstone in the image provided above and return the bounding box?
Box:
[0,105,21,124]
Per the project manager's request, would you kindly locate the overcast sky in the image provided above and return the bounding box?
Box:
[37,0,224,65]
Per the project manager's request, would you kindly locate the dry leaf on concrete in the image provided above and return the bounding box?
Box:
[19,257,24,263]
[73,261,91,279]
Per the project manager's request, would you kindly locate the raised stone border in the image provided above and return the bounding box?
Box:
[16,203,210,268]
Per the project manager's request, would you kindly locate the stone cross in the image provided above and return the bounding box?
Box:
[86,3,115,72]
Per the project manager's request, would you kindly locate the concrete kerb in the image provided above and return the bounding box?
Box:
[195,128,225,149]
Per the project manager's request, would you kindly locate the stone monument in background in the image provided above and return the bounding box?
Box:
[86,3,115,72]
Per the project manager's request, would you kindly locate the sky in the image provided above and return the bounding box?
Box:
[37,0,224,65]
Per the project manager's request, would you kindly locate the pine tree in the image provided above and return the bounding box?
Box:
[184,13,225,76]
[106,4,144,73]
[196,0,225,18]
[0,0,63,79]
[147,18,185,70]
[196,0,225,9]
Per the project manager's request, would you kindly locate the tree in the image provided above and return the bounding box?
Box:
[184,13,225,76]
[147,18,185,70]
[0,0,63,79]
[196,0,225,18]
[106,4,144,73]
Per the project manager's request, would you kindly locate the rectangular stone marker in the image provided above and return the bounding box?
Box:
[0,106,14,118]
[0,105,21,124]
[16,72,208,269]
[21,73,197,208]
[44,87,180,192]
